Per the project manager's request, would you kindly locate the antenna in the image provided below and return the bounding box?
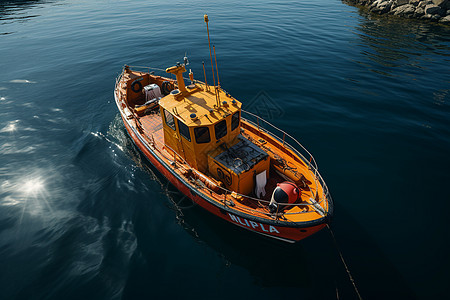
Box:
[202,61,209,91]
[204,14,219,106]
[213,45,221,102]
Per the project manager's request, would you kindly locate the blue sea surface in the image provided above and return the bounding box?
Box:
[1,0,449,299]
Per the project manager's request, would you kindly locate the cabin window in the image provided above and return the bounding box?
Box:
[194,126,211,144]
[177,119,191,142]
[231,111,240,131]
[214,120,227,140]
[164,109,176,131]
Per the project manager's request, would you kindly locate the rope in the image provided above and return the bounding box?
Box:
[335,280,340,300]
[326,224,363,300]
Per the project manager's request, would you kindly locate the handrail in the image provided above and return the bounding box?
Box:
[141,131,324,216]
[158,144,328,217]
[125,65,204,86]
[125,65,167,73]
[115,65,332,217]
[240,110,331,211]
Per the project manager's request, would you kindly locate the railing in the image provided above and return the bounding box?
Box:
[114,68,124,95]
[125,65,167,74]
[158,140,331,219]
[125,64,202,84]
[124,65,180,81]
[114,65,332,218]
[138,129,328,218]
[240,110,331,212]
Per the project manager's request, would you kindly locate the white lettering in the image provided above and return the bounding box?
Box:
[228,214,279,235]
[269,226,280,233]
[237,216,247,226]
[260,224,269,232]
[228,213,238,222]
[250,221,259,229]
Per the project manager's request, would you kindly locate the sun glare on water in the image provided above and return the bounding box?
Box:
[1,174,52,223]
[23,179,45,195]
[1,120,19,133]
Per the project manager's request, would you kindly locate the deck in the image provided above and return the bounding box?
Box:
[139,109,164,147]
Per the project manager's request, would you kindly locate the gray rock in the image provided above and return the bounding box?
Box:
[418,1,431,8]
[383,2,394,11]
[414,6,426,15]
[378,0,389,8]
[393,3,416,14]
[376,0,393,12]
[420,13,441,19]
[431,0,447,7]
[425,4,445,15]
[370,0,382,8]
[352,0,450,21]
[396,0,410,5]
[375,0,388,8]
[371,0,388,12]
[421,13,433,18]
[371,6,382,12]
[439,15,450,22]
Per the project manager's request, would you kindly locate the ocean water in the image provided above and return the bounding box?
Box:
[1,0,449,299]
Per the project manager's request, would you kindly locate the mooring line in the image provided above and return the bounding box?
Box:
[326,224,363,300]
[335,280,340,300]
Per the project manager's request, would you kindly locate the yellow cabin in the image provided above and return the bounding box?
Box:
[159,63,269,194]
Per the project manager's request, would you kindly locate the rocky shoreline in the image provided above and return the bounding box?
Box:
[344,0,450,24]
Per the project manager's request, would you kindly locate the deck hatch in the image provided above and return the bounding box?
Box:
[213,136,268,175]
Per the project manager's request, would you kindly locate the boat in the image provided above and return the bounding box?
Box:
[113,15,333,243]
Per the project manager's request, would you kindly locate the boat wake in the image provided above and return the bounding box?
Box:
[106,114,195,209]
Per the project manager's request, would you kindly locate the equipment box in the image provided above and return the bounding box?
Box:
[208,136,269,195]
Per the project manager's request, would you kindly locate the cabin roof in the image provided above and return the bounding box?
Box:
[159,83,242,126]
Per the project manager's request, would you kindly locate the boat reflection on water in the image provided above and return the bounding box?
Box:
[170,194,312,288]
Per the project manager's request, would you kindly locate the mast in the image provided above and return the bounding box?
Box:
[213,45,220,88]
[204,14,219,107]
[202,61,209,91]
